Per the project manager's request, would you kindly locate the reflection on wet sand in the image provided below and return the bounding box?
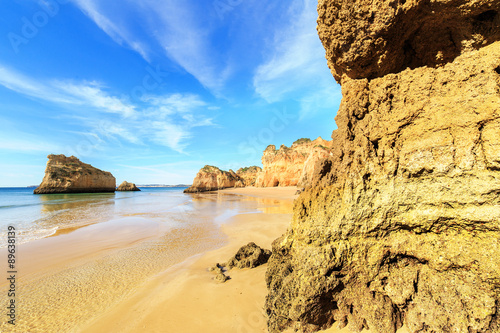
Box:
[0,187,297,333]
[36,193,117,236]
[39,193,116,212]
[189,191,295,215]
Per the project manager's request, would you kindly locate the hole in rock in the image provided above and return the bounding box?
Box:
[475,10,498,22]
[495,66,500,75]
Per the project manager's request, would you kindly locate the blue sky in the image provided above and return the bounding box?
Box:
[0,0,340,186]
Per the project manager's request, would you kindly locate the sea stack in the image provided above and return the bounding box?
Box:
[266,1,500,333]
[184,165,241,193]
[117,181,141,191]
[34,154,116,194]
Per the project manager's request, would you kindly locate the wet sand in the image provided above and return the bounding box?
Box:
[80,210,291,333]
[78,187,298,332]
[0,187,294,332]
[1,187,406,332]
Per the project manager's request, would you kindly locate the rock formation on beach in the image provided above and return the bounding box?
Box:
[266,1,500,332]
[117,181,141,191]
[183,165,242,193]
[297,144,334,188]
[209,243,272,283]
[184,138,333,192]
[225,242,272,269]
[255,137,333,187]
[235,166,262,187]
[34,154,116,194]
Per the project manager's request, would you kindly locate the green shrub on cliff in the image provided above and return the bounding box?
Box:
[293,138,311,145]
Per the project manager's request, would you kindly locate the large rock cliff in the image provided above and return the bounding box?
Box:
[183,165,241,193]
[34,154,116,194]
[266,1,500,332]
[255,137,332,187]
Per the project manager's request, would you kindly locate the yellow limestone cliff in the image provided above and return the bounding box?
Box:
[265,1,500,332]
[34,154,116,194]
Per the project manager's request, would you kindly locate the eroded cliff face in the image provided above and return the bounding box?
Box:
[183,166,241,193]
[266,1,500,332]
[34,154,116,194]
[319,0,500,83]
[297,144,334,188]
[255,137,332,187]
[235,166,262,187]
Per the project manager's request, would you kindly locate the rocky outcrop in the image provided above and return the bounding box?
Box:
[184,140,332,192]
[266,1,500,333]
[255,137,332,187]
[209,243,272,283]
[318,0,500,83]
[235,166,262,187]
[214,272,230,283]
[297,145,334,188]
[225,242,272,269]
[34,154,116,194]
[183,165,241,193]
[117,181,140,191]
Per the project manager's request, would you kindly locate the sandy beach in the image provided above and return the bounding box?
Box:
[0,186,413,333]
[78,187,298,333]
[77,186,407,333]
[0,187,296,332]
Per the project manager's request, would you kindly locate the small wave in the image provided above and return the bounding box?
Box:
[0,226,59,248]
[0,202,43,210]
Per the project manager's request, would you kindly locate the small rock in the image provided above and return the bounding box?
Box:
[117,181,141,191]
[295,188,305,195]
[225,242,272,269]
[214,272,230,283]
[208,263,224,274]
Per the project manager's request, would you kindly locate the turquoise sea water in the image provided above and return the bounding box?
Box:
[0,187,192,247]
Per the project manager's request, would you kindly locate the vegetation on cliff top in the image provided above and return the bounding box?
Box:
[238,166,261,173]
[293,138,311,145]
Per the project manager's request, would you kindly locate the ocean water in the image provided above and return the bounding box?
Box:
[0,187,196,247]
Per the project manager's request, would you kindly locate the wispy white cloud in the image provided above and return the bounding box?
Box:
[0,66,214,153]
[69,0,231,93]
[70,0,150,61]
[253,0,339,117]
[68,0,337,107]
[55,81,137,117]
[0,67,74,104]
[0,66,136,117]
[149,1,230,92]
[143,93,207,118]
